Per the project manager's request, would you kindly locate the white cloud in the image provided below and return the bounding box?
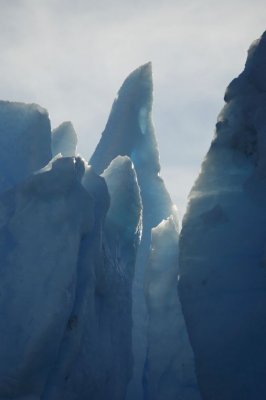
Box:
[0,0,265,217]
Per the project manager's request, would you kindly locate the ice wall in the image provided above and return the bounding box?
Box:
[144,217,200,400]
[0,101,51,193]
[0,157,93,399]
[179,31,266,400]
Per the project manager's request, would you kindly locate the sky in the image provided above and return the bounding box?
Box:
[0,0,265,220]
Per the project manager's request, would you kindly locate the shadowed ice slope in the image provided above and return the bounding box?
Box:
[179,31,266,400]
[0,157,93,399]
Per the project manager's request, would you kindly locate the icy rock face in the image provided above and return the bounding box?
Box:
[90,63,179,400]
[179,31,266,400]
[144,217,200,400]
[0,157,93,399]
[52,121,78,157]
[0,101,52,193]
[52,156,142,400]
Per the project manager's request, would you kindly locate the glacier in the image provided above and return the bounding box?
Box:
[179,31,266,400]
[2,30,265,400]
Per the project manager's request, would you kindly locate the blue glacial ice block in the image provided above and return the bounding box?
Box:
[52,121,78,157]
[144,217,201,400]
[179,31,266,400]
[0,101,52,192]
[89,63,179,400]
[0,157,93,399]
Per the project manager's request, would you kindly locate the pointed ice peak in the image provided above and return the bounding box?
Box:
[117,62,153,106]
[89,62,160,175]
[102,155,138,191]
[52,121,77,157]
[103,155,134,174]
[246,31,266,65]
[102,156,142,239]
[244,31,266,92]
[123,62,152,83]
[225,31,266,101]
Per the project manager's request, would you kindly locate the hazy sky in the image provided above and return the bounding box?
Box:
[0,0,265,219]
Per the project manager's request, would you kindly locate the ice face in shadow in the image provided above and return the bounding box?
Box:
[179,31,266,400]
[0,157,93,399]
[89,63,180,400]
[41,160,110,400]
[103,156,142,241]
[144,217,200,400]
[49,156,142,400]
[99,156,142,400]
[0,101,52,193]
[52,121,78,157]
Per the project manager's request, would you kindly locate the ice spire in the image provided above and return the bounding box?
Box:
[89,62,160,174]
[89,63,199,400]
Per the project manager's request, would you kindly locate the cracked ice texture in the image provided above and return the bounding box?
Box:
[179,31,266,400]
